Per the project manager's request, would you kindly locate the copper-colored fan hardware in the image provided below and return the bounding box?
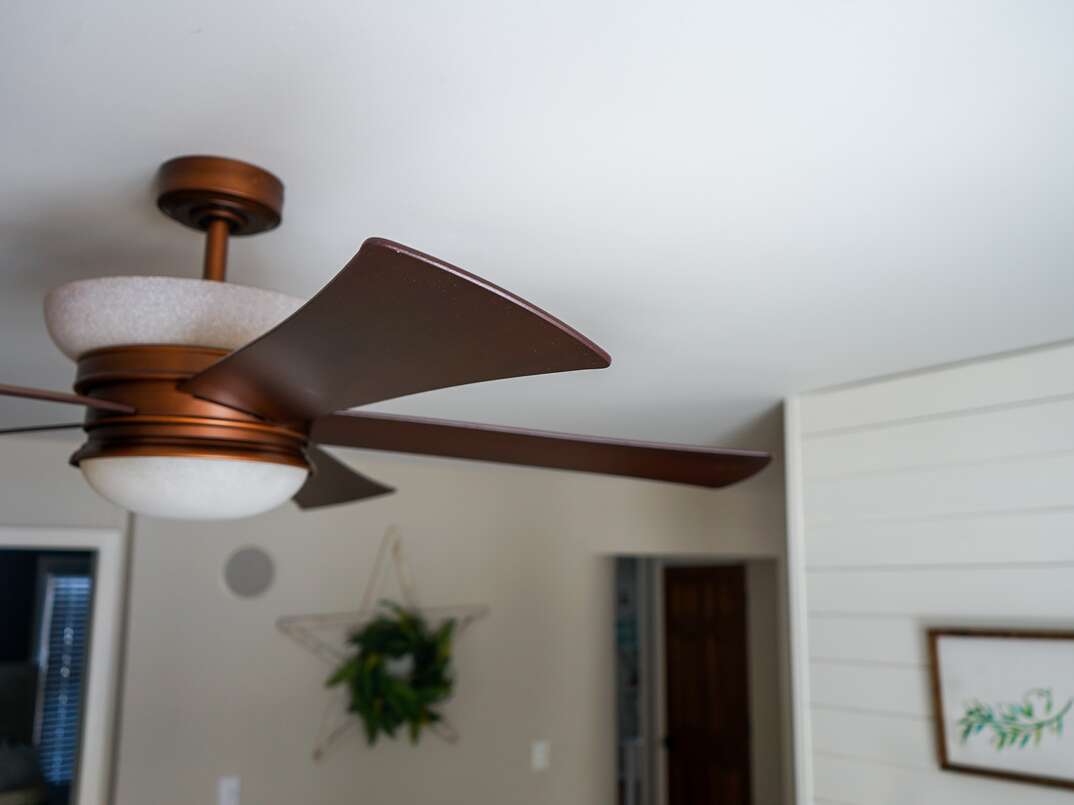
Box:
[0,423,83,436]
[156,155,285,281]
[182,238,611,422]
[294,446,394,509]
[68,345,308,469]
[202,219,230,282]
[312,411,771,489]
[0,153,773,519]
[0,382,135,414]
[156,156,284,235]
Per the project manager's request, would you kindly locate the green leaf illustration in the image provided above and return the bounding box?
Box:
[958,689,1072,751]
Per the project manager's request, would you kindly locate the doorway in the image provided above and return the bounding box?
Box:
[615,557,783,805]
[663,565,751,804]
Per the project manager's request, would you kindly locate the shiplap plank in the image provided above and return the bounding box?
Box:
[807,565,1074,617]
[799,341,1074,434]
[810,707,934,768]
[804,451,1074,525]
[809,616,926,665]
[810,663,931,717]
[803,396,1074,478]
[806,614,1066,665]
[813,753,1069,805]
[806,508,1074,568]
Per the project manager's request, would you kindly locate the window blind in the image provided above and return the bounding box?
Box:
[37,574,92,785]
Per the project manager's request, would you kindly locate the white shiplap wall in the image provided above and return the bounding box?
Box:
[787,342,1074,805]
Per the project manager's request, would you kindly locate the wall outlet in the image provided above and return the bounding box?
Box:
[218,776,240,805]
[531,740,551,772]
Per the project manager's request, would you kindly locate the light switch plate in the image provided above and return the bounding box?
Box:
[218,776,240,805]
[531,740,550,771]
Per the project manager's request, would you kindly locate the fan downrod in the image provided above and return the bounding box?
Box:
[155,155,285,282]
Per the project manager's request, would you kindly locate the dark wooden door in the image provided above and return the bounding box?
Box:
[664,565,751,805]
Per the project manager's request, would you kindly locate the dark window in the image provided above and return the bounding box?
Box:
[36,573,92,785]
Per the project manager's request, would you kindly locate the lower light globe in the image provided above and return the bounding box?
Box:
[80,455,309,520]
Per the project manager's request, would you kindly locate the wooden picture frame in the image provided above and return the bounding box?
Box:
[929,628,1074,791]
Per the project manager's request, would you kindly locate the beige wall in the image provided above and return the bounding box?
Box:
[0,435,123,529]
[787,341,1074,805]
[0,435,784,805]
[117,450,783,805]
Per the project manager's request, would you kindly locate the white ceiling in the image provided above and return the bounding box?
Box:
[2,1,1073,452]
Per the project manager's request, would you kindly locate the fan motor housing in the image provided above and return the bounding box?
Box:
[69,345,308,469]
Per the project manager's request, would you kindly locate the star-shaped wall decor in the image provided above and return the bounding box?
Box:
[277,526,488,760]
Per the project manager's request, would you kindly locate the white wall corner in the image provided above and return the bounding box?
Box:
[783,397,813,805]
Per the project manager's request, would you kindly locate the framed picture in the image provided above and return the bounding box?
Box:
[929,629,1074,790]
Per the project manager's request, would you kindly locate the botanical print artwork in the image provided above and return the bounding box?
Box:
[958,688,1072,750]
[930,630,1074,789]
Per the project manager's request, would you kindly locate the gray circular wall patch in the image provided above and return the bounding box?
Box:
[224,546,275,598]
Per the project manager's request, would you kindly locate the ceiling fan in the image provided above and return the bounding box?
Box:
[0,155,770,520]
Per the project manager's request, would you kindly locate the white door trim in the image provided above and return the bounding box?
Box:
[0,525,129,805]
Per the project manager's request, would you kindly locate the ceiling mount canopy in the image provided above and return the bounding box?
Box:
[156,155,285,236]
[1,154,770,521]
[156,155,286,282]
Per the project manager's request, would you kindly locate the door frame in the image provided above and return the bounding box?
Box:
[645,556,782,805]
[645,558,669,805]
[0,526,130,805]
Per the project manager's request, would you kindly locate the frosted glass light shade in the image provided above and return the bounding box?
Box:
[80,456,309,520]
[45,276,305,359]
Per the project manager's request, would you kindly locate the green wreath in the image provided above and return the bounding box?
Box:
[327,602,456,745]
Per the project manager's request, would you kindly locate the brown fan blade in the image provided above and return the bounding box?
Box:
[293,445,394,509]
[0,383,134,414]
[311,412,771,489]
[0,423,84,436]
[182,238,610,422]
